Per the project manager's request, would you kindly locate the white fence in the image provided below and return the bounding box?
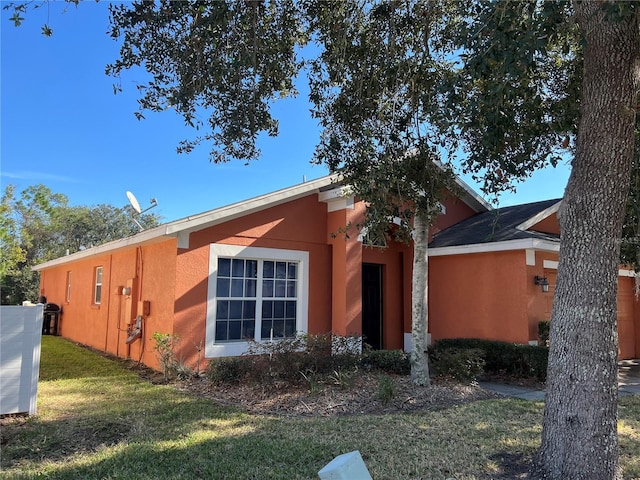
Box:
[0,305,44,416]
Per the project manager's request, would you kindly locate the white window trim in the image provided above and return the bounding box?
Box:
[205,244,309,358]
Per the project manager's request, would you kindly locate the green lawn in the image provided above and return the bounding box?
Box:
[1,337,639,479]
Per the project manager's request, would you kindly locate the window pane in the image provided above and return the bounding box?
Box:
[286,301,296,318]
[287,263,297,279]
[245,279,256,297]
[261,321,273,340]
[243,300,256,319]
[262,300,273,319]
[246,260,258,278]
[274,301,285,319]
[95,285,102,304]
[215,322,228,341]
[284,319,296,337]
[276,262,287,279]
[216,300,229,319]
[96,267,103,283]
[275,280,286,298]
[231,259,245,277]
[263,279,274,297]
[228,320,241,340]
[242,321,255,339]
[286,280,297,298]
[263,261,274,278]
[231,279,244,297]
[216,278,230,297]
[274,319,285,338]
[229,301,243,319]
[218,258,231,277]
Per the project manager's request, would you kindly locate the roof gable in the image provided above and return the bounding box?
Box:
[34,172,490,271]
[429,198,561,248]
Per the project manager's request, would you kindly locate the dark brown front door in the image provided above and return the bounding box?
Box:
[362,264,383,350]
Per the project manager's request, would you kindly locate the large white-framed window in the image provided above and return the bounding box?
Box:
[206,244,309,358]
[94,266,103,305]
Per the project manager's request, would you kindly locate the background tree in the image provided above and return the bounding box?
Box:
[451,1,639,478]
[0,184,159,305]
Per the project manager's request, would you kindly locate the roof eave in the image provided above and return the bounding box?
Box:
[428,238,560,257]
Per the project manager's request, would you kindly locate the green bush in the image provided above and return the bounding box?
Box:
[361,349,411,375]
[206,356,254,384]
[207,334,363,386]
[538,321,550,346]
[430,338,548,382]
[429,347,485,382]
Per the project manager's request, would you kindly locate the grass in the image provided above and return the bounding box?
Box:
[1,337,639,480]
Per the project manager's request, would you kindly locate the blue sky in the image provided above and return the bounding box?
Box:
[1,2,571,223]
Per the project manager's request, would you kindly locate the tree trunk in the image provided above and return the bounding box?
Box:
[410,209,430,386]
[534,3,640,479]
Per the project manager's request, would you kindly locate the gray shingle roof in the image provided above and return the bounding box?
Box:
[429,198,561,248]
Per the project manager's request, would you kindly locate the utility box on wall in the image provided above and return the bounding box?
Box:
[0,305,44,416]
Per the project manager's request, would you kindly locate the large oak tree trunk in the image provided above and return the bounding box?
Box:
[535,3,640,479]
[410,209,430,386]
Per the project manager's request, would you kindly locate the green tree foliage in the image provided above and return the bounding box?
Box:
[451,2,640,478]
[106,0,302,163]
[448,0,582,194]
[0,184,159,305]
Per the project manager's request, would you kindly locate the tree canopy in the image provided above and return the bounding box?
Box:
[0,184,160,305]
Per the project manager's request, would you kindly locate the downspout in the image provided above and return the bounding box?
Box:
[104,254,114,352]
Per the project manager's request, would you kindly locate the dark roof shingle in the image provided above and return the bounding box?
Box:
[429,198,561,248]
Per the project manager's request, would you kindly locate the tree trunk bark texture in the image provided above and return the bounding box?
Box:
[410,209,430,386]
[535,3,640,479]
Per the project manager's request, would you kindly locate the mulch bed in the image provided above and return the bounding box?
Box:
[168,371,500,417]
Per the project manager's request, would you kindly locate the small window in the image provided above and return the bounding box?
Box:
[66,271,72,303]
[94,267,103,305]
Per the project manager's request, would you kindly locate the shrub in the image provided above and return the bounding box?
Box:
[236,333,362,385]
[361,349,411,375]
[206,356,253,384]
[538,321,550,346]
[430,347,485,382]
[378,374,395,406]
[430,338,548,382]
[152,332,193,381]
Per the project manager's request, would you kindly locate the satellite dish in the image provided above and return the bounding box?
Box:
[126,191,142,214]
[126,191,158,231]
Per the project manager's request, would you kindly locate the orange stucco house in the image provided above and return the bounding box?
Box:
[33,174,640,370]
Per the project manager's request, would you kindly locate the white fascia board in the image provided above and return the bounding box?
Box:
[453,176,493,213]
[516,201,562,231]
[428,238,560,257]
[32,225,170,271]
[165,174,338,236]
[543,260,636,278]
[33,174,339,271]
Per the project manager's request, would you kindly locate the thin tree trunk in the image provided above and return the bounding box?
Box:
[410,209,430,386]
[534,3,640,479]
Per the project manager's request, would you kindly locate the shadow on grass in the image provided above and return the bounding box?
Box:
[10,337,638,479]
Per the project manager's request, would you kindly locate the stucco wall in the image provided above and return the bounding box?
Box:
[429,250,530,344]
[175,194,333,365]
[38,240,177,370]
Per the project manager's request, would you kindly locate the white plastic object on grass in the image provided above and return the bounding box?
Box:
[318,450,372,480]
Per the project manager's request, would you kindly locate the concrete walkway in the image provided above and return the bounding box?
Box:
[479,359,640,401]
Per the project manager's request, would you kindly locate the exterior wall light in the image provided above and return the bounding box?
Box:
[534,275,550,293]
